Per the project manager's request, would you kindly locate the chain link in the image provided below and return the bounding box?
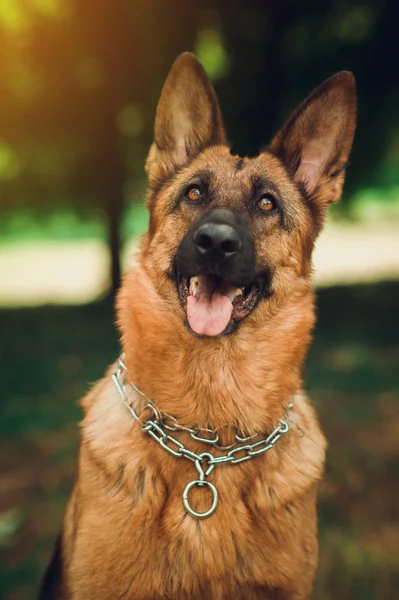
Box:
[112,356,293,518]
[112,357,292,468]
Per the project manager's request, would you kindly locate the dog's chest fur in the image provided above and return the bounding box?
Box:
[63,375,325,600]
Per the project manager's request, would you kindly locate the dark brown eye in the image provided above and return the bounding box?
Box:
[257,194,277,213]
[185,185,203,202]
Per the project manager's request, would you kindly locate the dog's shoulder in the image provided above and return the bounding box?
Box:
[78,362,147,486]
[290,391,327,462]
[278,391,327,500]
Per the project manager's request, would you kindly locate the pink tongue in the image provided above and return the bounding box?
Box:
[187,278,234,337]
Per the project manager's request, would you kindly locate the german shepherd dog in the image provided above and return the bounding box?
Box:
[40,53,356,600]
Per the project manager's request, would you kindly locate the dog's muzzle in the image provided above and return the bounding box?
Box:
[176,209,263,338]
[177,208,255,287]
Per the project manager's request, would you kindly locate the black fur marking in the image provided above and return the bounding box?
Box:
[166,259,178,283]
[285,502,295,516]
[235,158,245,171]
[132,467,146,503]
[115,461,126,488]
[232,532,245,569]
[37,534,63,599]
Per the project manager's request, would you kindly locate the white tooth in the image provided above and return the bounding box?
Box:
[189,276,199,295]
[234,288,243,297]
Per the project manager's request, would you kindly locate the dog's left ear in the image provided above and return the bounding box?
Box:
[270,72,356,204]
[146,52,227,188]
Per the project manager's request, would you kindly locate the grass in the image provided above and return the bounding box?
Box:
[307,283,399,599]
[0,282,398,600]
[0,204,149,245]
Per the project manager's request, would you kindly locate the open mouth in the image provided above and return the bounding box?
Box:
[177,274,263,337]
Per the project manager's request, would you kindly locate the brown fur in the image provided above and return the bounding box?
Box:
[44,53,356,599]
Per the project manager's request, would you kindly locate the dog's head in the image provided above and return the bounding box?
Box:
[140,53,356,338]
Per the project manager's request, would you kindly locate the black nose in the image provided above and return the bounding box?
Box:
[194,223,242,258]
[177,208,255,287]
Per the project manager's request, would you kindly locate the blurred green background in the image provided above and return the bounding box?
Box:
[0,1,398,599]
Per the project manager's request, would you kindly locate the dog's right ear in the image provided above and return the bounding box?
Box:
[270,72,357,205]
[145,52,227,188]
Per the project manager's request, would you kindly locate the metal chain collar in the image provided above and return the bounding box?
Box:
[112,356,293,519]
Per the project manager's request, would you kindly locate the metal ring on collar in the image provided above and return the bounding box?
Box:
[235,431,258,443]
[183,480,218,519]
[191,428,219,444]
[142,403,161,423]
[214,442,236,451]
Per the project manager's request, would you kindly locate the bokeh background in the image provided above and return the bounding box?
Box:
[0,1,398,599]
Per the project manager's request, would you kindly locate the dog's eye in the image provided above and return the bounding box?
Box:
[185,185,203,203]
[257,194,277,213]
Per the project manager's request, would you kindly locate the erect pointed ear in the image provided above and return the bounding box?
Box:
[145,52,227,188]
[270,72,357,204]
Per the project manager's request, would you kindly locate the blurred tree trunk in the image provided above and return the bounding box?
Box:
[100,107,124,295]
[109,200,122,294]
[86,0,133,296]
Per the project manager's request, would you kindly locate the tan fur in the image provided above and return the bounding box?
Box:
[53,53,356,599]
